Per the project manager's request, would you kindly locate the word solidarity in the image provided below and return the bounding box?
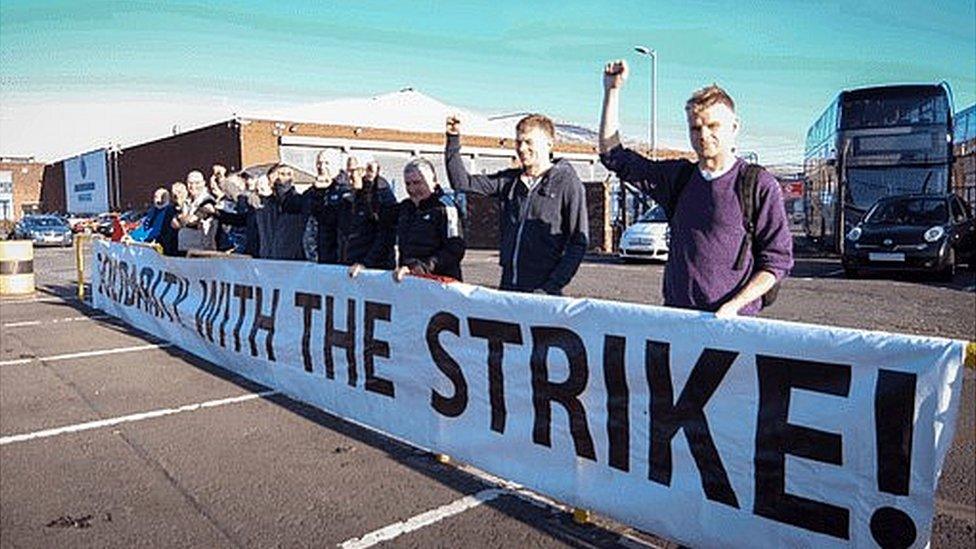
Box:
[93,241,965,549]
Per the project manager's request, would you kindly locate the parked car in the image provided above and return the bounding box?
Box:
[93,211,142,237]
[619,205,669,262]
[120,210,144,231]
[93,213,116,236]
[66,213,96,233]
[13,215,74,247]
[842,193,975,279]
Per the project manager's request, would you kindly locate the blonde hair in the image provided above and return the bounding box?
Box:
[515,114,555,140]
[685,84,736,114]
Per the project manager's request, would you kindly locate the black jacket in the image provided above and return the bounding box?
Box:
[330,181,397,268]
[445,133,588,294]
[253,182,307,261]
[397,189,466,281]
[303,181,352,264]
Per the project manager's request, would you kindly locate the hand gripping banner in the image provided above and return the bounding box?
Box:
[91,240,966,548]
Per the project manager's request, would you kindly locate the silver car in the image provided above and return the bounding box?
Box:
[14,215,74,247]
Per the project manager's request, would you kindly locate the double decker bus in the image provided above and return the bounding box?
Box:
[803,84,954,252]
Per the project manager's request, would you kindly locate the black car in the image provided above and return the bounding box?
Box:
[13,215,74,247]
[843,193,975,279]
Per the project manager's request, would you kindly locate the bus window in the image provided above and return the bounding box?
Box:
[846,167,948,210]
[841,95,948,129]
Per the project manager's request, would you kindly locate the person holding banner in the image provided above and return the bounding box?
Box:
[213,174,251,254]
[390,157,465,282]
[302,153,351,264]
[337,154,397,269]
[598,60,793,316]
[253,163,308,261]
[173,170,217,254]
[130,187,178,255]
[445,114,588,295]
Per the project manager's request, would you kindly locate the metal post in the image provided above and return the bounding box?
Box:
[651,49,658,160]
[75,233,86,300]
[635,46,658,160]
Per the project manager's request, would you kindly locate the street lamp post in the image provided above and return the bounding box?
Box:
[634,46,657,160]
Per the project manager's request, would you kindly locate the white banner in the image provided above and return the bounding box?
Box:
[91,240,965,548]
[64,149,109,214]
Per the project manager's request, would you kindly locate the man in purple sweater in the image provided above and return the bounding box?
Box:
[599,60,793,317]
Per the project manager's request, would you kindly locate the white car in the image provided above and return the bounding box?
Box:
[619,205,669,262]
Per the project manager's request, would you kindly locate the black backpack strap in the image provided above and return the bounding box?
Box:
[733,163,763,271]
[667,161,697,221]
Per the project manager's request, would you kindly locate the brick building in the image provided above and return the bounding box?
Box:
[0,157,45,221]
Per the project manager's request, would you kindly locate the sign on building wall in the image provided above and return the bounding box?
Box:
[64,149,109,214]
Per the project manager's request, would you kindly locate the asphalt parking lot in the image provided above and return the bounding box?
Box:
[1,244,973,548]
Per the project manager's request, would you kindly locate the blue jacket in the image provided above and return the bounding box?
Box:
[134,204,177,255]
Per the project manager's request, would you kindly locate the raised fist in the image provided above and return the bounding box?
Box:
[603,60,629,91]
[446,115,461,135]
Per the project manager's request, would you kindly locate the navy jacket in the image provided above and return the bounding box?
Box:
[445,133,588,294]
[330,182,397,268]
[253,182,307,261]
[303,180,351,264]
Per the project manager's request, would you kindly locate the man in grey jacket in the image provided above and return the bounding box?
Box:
[445,114,588,295]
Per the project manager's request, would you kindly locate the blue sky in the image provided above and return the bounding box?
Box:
[1,0,973,164]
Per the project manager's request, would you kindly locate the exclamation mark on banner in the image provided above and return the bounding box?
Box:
[870,369,918,549]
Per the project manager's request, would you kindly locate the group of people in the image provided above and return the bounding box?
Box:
[131,152,467,283]
[132,60,794,316]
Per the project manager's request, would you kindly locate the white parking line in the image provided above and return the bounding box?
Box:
[3,315,110,328]
[0,391,277,445]
[338,489,504,549]
[0,343,171,366]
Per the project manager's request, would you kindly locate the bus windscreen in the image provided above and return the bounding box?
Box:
[841,95,948,129]
[847,166,948,210]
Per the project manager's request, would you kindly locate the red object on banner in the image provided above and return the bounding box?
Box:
[412,272,458,284]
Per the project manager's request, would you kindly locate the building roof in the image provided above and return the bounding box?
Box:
[246,88,614,147]
[248,88,516,138]
[244,88,689,158]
